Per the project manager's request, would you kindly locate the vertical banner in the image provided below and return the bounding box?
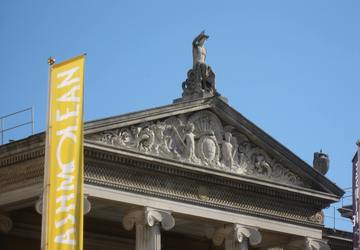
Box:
[42,55,85,250]
[353,147,360,250]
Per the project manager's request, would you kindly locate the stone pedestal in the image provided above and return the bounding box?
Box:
[123,207,175,250]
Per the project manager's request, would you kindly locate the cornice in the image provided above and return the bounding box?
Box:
[0,97,343,198]
[0,134,339,206]
[85,141,338,205]
[0,141,327,227]
[83,145,331,227]
[0,134,45,168]
[84,97,213,135]
[211,98,344,197]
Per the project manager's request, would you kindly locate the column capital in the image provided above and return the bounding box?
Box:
[123,207,175,231]
[145,207,175,230]
[35,193,91,215]
[212,224,261,246]
[285,237,330,250]
[0,214,13,233]
[305,237,330,250]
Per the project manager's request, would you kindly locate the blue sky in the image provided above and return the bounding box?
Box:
[0,0,359,231]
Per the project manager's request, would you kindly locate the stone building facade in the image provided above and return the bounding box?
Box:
[0,95,352,249]
[0,32,353,249]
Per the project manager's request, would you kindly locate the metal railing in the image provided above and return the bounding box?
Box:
[341,187,353,207]
[325,206,352,231]
[324,187,353,231]
[0,107,34,145]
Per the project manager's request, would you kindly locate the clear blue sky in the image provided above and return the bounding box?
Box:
[1,0,359,231]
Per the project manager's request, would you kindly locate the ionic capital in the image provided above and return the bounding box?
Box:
[35,193,91,215]
[285,237,330,250]
[123,207,175,231]
[145,208,175,230]
[305,237,330,250]
[212,224,261,246]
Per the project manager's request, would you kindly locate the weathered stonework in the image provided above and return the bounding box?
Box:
[0,32,349,250]
[83,148,326,227]
[212,224,262,250]
[87,110,304,187]
[123,208,175,250]
[0,142,326,227]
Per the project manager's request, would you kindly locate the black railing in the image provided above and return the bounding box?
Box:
[0,107,34,145]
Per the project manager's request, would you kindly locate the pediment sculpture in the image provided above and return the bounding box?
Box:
[87,111,305,187]
[180,31,219,101]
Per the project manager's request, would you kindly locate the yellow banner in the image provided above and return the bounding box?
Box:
[43,55,85,250]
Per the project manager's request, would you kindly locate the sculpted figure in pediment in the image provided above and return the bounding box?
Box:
[220,132,238,170]
[166,123,200,163]
[88,111,305,187]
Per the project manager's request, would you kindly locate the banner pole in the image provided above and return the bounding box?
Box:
[40,57,56,250]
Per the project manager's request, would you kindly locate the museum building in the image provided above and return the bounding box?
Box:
[0,33,353,249]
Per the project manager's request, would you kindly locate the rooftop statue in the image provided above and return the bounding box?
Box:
[178,31,220,102]
[192,31,209,80]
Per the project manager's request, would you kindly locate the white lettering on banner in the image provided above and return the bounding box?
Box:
[55,214,75,228]
[53,66,81,246]
[56,194,75,214]
[355,168,359,227]
[57,67,79,88]
[54,228,76,245]
[57,86,81,102]
[56,105,80,122]
[56,126,77,191]
[354,157,360,247]
[56,167,75,191]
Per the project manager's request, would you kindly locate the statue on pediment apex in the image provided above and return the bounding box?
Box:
[180,31,219,101]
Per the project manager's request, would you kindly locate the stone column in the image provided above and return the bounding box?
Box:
[212,224,261,250]
[0,214,13,233]
[123,207,175,250]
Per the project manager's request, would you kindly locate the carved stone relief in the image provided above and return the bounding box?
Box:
[87,111,304,187]
[308,211,324,224]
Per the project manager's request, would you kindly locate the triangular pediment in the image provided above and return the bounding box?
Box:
[84,97,343,197]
